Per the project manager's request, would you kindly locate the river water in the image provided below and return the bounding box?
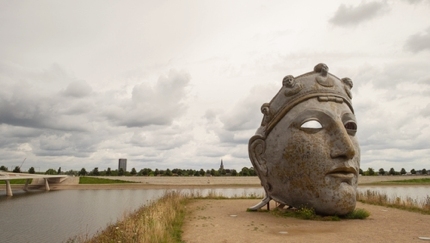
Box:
[0,186,428,243]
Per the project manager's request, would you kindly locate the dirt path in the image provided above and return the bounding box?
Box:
[182,199,430,243]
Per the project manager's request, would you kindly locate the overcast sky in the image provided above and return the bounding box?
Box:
[1,0,430,172]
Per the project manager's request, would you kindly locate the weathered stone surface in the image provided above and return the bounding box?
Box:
[249,63,360,215]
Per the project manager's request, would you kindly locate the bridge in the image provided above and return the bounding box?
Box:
[0,170,68,196]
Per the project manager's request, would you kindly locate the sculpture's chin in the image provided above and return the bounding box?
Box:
[267,181,358,216]
[313,184,357,215]
[314,199,356,216]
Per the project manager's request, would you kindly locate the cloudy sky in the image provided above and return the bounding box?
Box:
[1,0,430,173]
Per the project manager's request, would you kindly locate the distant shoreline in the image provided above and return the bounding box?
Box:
[2,175,429,191]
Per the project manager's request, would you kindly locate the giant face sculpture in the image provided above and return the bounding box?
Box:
[249,63,360,215]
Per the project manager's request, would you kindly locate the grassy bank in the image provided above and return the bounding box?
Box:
[376,178,430,185]
[79,177,137,184]
[360,177,430,185]
[357,190,430,214]
[0,179,32,184]
[67,192,188,243]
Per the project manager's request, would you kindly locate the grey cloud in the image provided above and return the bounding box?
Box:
[353,61,430,92]
[356,102,430,152]
[0,92,89,132]
[220,85,275,132]
[1,124,43,139]
[0,68,192,166]
[405,27,430,53]
[203,109,219,123]
[129,129,191,151]
[230,145,249,159]
[401,0,430,5]
[420,103,430,117]
[32,131,103,158]
[195,146,227,158]
[0,63,92,132]
[62,80,93,97]
[106,69,191,127]
[0,63,105,163]
[0,125,42,148]
[329,1,390,26]
[214,85,278,145]
[61,100,95,115]
[217,129,252,145]
[340,61,430,169]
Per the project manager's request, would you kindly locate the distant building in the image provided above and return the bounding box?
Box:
[219,159,224,171]
[219,159,236,176]
[118,158,127,171]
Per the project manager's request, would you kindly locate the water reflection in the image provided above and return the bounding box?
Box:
[358,186,430,203]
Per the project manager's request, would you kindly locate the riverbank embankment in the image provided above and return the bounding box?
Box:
[90,175,430,186]
[3,175,429,191]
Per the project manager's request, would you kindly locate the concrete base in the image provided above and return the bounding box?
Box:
[5,180,12,196]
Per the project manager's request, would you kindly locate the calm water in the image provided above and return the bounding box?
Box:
[0,188,263,243]
[0,186,428,243]
[358,186,430,202]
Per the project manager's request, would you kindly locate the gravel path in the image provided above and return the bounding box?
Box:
[182,199,430,243]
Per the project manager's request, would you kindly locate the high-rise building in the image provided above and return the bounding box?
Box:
[118,158,127,171]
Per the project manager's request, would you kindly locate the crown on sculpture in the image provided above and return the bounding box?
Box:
[258,63,354,137]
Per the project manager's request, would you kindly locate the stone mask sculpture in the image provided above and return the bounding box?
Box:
[248,63,360,215]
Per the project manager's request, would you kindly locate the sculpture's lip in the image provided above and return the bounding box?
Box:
[326,167,357,184]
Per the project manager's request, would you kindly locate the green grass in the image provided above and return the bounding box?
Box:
[79,177,136,184]
[364,178,430,185]
[0,179,32,184]
[379,178,430,184]
[343,208,370,219]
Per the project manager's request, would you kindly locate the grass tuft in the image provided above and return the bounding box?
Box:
[357,190,430,214]
[343,208,370,219]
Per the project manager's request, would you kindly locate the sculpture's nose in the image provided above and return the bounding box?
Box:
[330,121,355,159]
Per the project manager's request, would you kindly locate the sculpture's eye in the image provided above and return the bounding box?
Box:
[300,120,322,133]
[344,121,357,136]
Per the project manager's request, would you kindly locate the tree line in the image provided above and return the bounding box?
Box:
[2,165,428,177]
[360,167,428,176]
[0,165,258,177]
